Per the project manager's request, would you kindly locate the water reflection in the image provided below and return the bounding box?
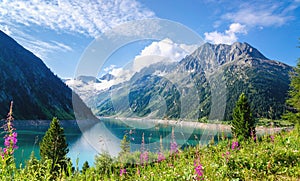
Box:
[11,119,231,168]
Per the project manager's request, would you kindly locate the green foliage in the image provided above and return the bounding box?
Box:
[23,152,55,180]
[25,152,39,170]
[81,161,89,173]
[95,45,292,121]
[94,152,113,175]
[283,58,300,125]
[0,125,299,180]
[39,117,69,174]
[1,101,299,180]
[231,93,256,140]
[257,118,294,127]
[223,62,291,120]
[119,134,130,160]
[0,31,75,120]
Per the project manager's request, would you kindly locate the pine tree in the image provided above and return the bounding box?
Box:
[40,117,69,173]
[231,93,256,140]
[283,58,300,126]
[117,134,131,163]
[119,134,130,157]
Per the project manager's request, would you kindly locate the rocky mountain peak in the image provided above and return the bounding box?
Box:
[73,40,292,121]
[199,42,267,61]
[76,75,101,84]
[100,73,115,81]
[180,42,269,73]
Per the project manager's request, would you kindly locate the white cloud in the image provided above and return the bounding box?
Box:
[103,65,116,73]
[97,38,199,89]
[0,0,155,62]
[109,67,133,82]
[223,2,295,27]
[0,23,73,60]
[101,67,134,89]
[205,1,299,45]
[0,0,155,38]
[14,35,73,60]
[52,41,73,52]
[133,38,198,72]
[226,23,247,34]
[204,23,247,45]
[0,25,11,35]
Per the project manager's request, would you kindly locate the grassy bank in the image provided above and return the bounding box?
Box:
[1,125,299,180]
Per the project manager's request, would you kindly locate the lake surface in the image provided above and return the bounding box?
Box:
[4,119,231,168]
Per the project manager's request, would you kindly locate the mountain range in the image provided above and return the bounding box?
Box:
[1,29,291,121]
[0,31,94,120]
[68,42,293,121]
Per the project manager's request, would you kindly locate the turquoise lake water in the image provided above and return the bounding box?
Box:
[4,119,231,168]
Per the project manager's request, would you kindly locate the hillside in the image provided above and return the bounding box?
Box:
[180,42,292,120]
[0,31,93,120]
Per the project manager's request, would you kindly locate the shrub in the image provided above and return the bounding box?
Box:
[94,152,113,175]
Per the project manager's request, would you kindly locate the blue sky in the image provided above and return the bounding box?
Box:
[0,0,299,78]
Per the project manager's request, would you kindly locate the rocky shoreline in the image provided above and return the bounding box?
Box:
[100,117,293,135]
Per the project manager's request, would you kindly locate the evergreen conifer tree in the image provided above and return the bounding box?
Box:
[283,58,300,126]
[231,93,256,140]
[40,117,69,173]
[119,134,130,156]
[118,134,131,163]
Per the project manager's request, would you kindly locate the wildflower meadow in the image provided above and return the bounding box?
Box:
[0,102,299,180]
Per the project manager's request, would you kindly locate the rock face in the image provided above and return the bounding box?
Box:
[100,73,115,81]
[70,42,293,121]
[179,42,292,120]
[0,31,94,120]
[181,42,267,73]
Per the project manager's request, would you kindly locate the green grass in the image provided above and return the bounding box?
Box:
[1,125,299,180]
[256,118,295,127]
[198,118,295,127]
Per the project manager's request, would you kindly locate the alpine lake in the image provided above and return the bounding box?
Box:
[8,118,233,168]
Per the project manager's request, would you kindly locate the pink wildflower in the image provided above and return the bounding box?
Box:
[157,152,165,162]
[120,168,126,176]
[194,159,204,180]
[231,141,239,150]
